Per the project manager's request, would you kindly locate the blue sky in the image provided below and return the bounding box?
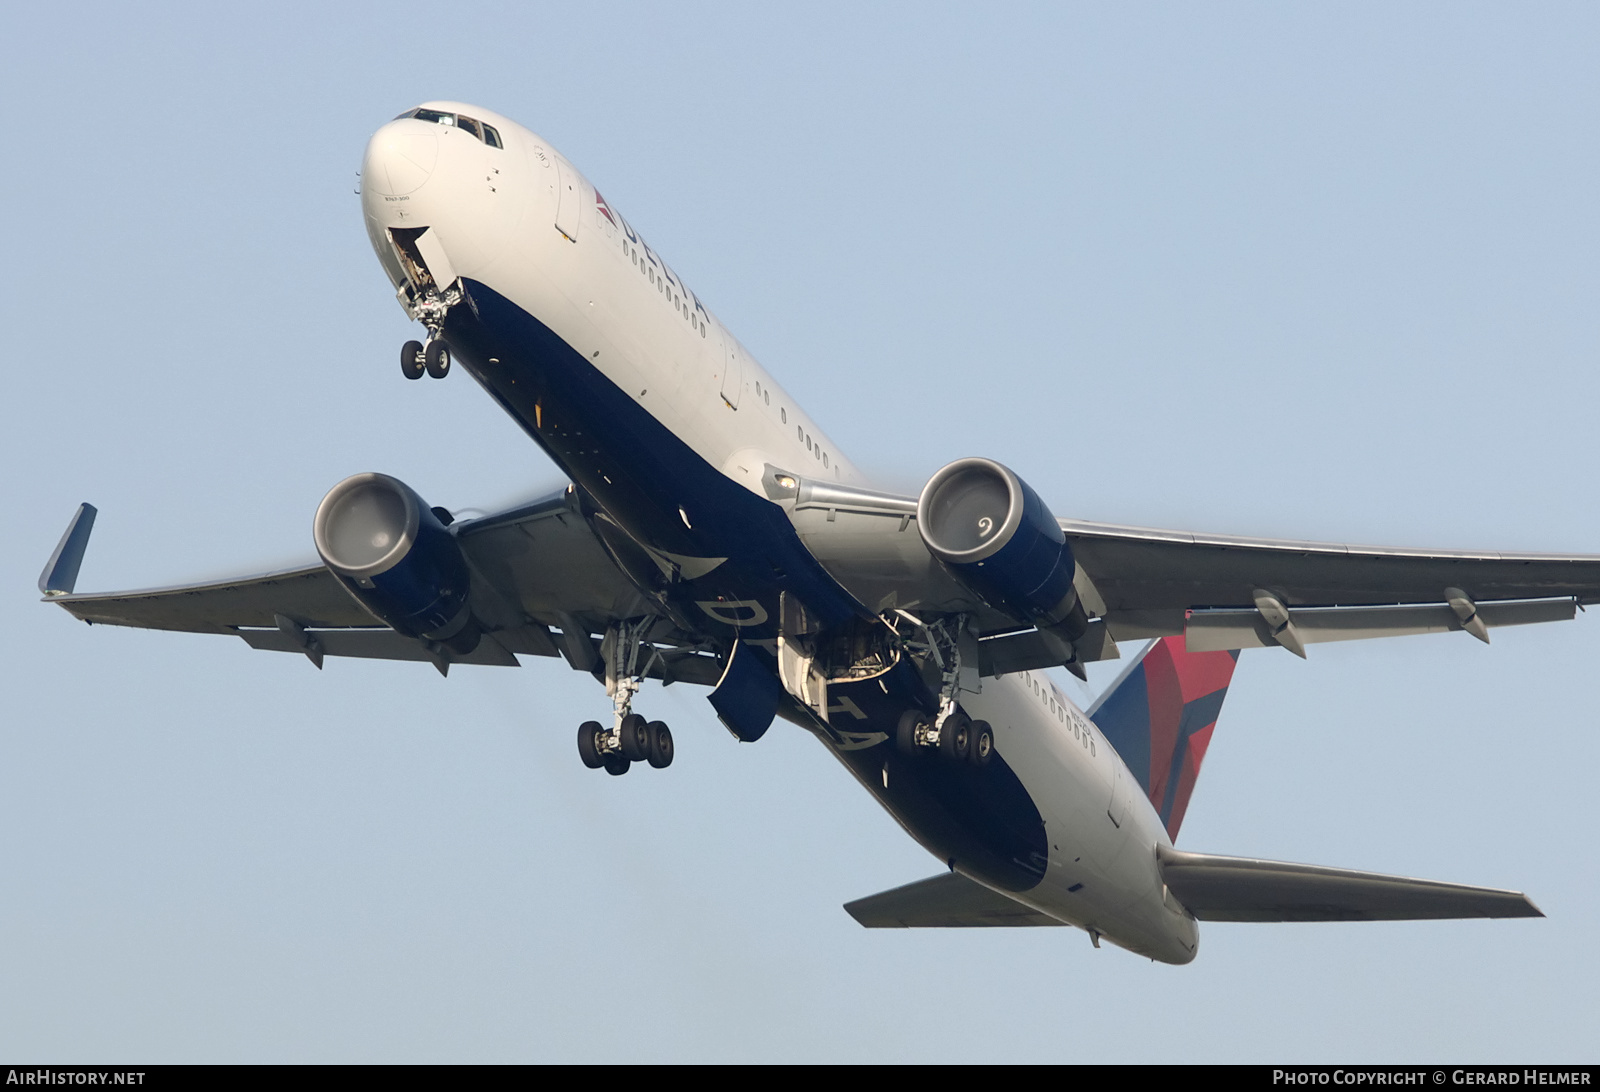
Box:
[3,1,1597,1061]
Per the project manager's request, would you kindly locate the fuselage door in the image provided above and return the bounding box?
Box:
[554,157,581,243]
[1107,751,1130,832]
[720,328,743,409]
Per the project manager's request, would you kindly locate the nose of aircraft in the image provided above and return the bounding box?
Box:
[363,121,438,197]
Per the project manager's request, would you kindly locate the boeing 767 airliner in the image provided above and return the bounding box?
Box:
[40,102,1600,962]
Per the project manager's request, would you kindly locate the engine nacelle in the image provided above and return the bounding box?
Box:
[313,472,480,653]
[916,458,1085,639]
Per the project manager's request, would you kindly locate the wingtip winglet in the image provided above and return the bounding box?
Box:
[39,503,98,597]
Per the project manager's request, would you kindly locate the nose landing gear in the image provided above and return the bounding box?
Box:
[401,338,452,380]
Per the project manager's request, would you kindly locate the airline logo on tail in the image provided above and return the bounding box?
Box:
[1089,635,1239,841]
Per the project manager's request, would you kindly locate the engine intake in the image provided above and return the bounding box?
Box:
[917,458,1086,641]
[313,472,480,653]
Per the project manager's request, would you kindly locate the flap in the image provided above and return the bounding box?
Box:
[237,626,522,666]
[844,872,1063,928]
[1157,845,1543,922]
[1184,596,1575,652]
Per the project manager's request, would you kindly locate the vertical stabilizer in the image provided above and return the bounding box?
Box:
[1088,635,1239,841]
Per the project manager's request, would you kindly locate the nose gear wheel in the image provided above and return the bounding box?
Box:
[424,339,451,378]
[401,340,425,380]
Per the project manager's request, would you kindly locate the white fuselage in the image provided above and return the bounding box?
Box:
[361,102,1195,963]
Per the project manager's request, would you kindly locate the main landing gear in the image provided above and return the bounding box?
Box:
[401,338,451,380]
[575,618,675,776]
[578,714,674,776]
[894,611,993,767]
[895,707,994,768]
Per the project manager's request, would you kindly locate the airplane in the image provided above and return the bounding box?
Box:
[36,101,1600,964]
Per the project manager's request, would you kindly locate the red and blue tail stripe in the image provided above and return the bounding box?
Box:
[1087,635,1239,842]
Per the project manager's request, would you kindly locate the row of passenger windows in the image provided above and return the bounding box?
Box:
[397,108,504,148]
[1024,673,1095,755]
[624,243,708,338]
[753,380,830,468]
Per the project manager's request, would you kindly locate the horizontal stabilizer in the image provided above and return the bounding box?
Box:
[845,872,1064,928]
[1157,845,1543,922]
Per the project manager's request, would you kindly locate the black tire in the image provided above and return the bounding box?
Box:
[424,338,452,379]
[603,756,631,776]
[401,339,425,380]
[968,720,994,768]
[577,720,605,769]
[647,721,674,769]
[939,711,971,762]
[619,712,651,762]
[895,709,925,756]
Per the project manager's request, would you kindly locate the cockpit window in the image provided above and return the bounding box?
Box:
[394,108,501,148]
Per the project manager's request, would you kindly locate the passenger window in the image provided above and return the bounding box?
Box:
[483,124,503,148]
[823,453,829,468]
[781,408,787,423]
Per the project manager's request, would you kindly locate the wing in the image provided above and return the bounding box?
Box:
[40,489,714,677]
[1157,845,1542,922]
[1063,518,1600,653]
[778,476,1600,663]
[844,872,1064,928]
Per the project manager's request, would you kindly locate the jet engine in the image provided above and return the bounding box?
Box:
[313,472,480,653]
[916,458,1087,645]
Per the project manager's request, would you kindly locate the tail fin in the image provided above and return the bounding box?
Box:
[1088,635,1239,842]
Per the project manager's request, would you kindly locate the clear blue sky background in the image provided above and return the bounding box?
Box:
[3,1,1597,1062]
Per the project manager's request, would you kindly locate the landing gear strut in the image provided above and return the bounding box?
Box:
[575,619,675,776]
[894,613,993,768]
